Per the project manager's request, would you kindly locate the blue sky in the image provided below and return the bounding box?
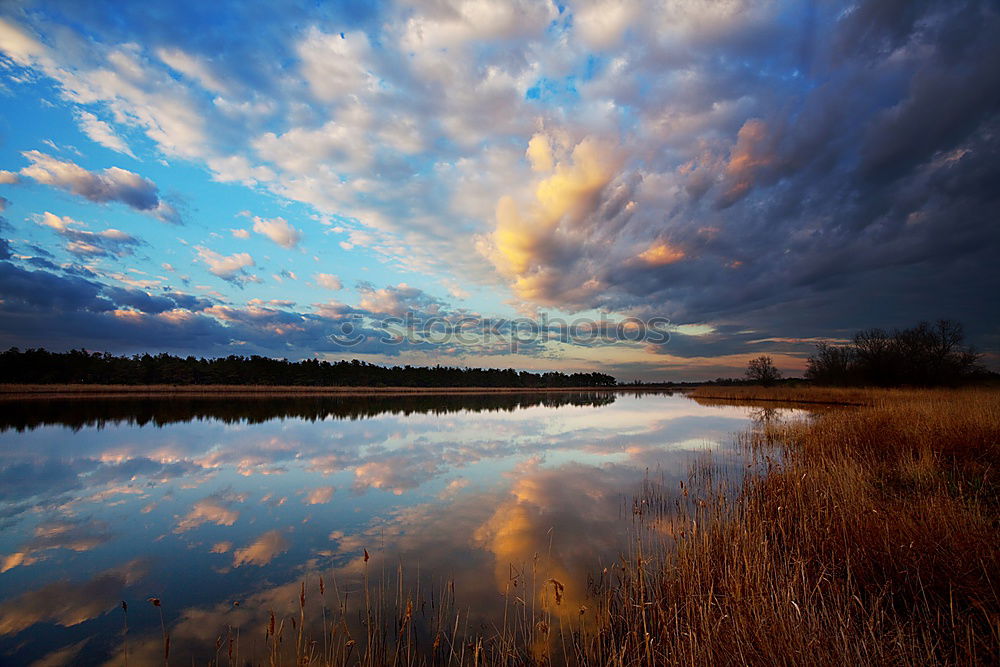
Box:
[0,0,998,380]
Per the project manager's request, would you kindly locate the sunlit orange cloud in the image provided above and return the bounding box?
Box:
[721,118,777,202]
[639,349,809,373]
[303,486,335,505]
[1,552,38,573]
[232,530,289,567]
[473,462,632,623]
[111,308,142,320]
[0,558,148,636]
[479,134,621,301]
[637,241,685,265]
[174,497,241,533]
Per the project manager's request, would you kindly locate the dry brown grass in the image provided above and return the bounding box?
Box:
[688,384,944,406]
[605,387,1000,665]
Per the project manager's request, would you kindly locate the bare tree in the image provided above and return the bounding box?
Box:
[745,355,782,386]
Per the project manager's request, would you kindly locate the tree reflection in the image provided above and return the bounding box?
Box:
[0,392,618,432]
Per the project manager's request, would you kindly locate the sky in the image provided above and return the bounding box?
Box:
[0,0,997,381]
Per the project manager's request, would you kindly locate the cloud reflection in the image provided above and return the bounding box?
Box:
[0,559,147,635]
[232,530,290,567]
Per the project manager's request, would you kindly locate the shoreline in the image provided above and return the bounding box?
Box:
[0,383,681,400]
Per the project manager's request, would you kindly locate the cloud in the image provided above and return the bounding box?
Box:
[156,46,231,95]
[478,135,626,307]
[195,246,255,283]
[36,212,141,257]
[2,518,113,572]
[0,558,148,635]
[175,491,243,532]
[25,639,90,667]
[314,273,342,290]
[18,151,179,223]
[232,530,289,567]
[637,242,685,266]
[303,486,335,505]
[1,0,999,371]
[356,281,447,318]
[252,215,301,249]
[74,110,135,157]
[0,170,18,184]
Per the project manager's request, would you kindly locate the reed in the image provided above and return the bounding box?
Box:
[604,386,1000,665]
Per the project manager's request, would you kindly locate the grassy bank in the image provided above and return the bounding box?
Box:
[614,387,1000,664]
[688,384,936,405]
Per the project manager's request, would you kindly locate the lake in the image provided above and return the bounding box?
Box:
[0,391,798,665]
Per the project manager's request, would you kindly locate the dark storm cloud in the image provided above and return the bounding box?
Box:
[552,0,1000,359]
[0,218,10,261]
[0,260,524,358]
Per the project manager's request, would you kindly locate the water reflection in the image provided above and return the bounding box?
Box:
[0,391,802,665]
[0,391,618,432]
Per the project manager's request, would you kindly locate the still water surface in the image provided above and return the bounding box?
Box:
[0,391,794,665]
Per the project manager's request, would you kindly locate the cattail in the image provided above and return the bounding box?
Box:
[300,581,305,608]
[268,611,275,637]
[548,578,565,605]
[148,597,161,607]
[319,575,325,596]
[363,548,370,563]
[121,600,129,667]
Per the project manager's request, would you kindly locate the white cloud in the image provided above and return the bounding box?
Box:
[195,246,255,280]
[206,155,275,185]
[297,27,375,102]
[0,17,47,66]
[252,215,301,249]
[314,273,342,290]
[74,110,135,157]
[156,47,231,95]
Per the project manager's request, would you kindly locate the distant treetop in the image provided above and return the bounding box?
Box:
[806,320,982,387]
[0,348,618,388]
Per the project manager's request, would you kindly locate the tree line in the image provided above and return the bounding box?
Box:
[0,348,618,388]
[805,319,982,386]
[742,319,985,387]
